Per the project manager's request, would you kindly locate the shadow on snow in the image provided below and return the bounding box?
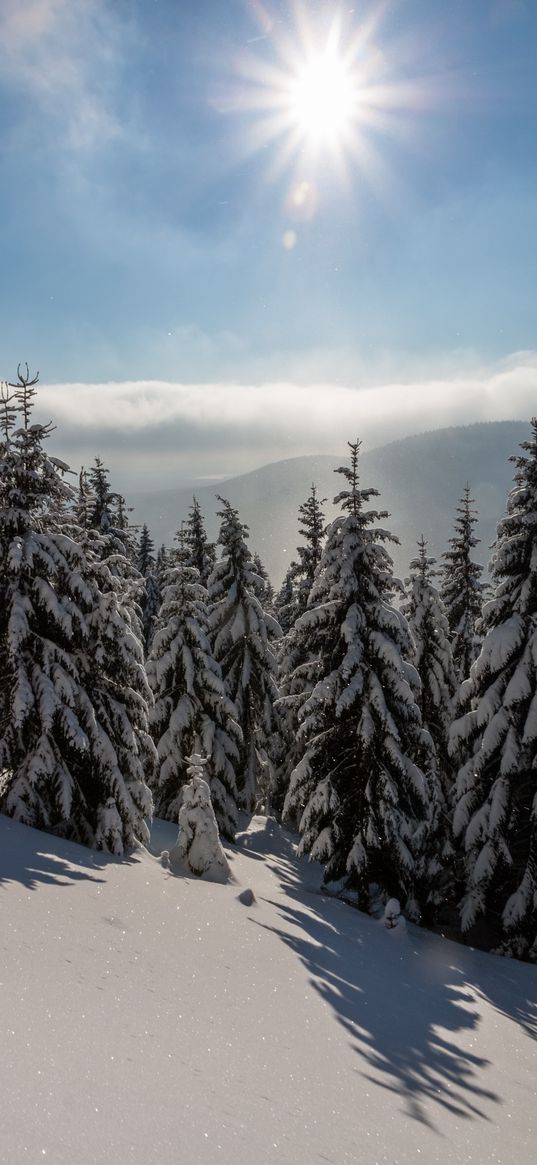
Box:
[235,819,526,1130]
[0,814,142,891]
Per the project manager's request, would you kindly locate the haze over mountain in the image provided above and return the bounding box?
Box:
[131,421,529,585]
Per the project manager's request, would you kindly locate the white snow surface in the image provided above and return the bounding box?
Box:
[1,811,536,1165]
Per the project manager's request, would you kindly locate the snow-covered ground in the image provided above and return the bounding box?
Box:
[1,812,536,1165]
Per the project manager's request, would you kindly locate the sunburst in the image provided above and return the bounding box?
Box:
[228,6,426,201]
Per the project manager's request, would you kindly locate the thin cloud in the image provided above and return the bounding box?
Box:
[0,0,124,150]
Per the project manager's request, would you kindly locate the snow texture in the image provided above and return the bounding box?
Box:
[0,810,535,1165]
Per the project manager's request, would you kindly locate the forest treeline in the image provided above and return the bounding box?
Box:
[1,366,536,962]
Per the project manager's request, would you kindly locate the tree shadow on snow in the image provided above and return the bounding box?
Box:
[235,817,320,891]
[459,944,537,1043]
[251,893,501,1130]
[0,816,141,891]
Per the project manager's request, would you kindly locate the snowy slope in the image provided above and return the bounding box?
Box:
[1,812,536,1165]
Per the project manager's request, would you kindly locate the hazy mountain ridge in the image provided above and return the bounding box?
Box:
[131,421,530,584]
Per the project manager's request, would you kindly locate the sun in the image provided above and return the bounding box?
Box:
[287,49,359,146]
[229,6,427,199]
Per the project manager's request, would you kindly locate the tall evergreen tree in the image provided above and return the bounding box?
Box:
[137,523,155,575]
[0,369,154,852]
[293,484,326,618]
[184,497,216,589]
[137,524,160,653]
[274,486,326,635]
[441,485,486,681]
[274,561,300,636]
[275,486,327,811]
[450,422,537,959]
[403,537,457,915]
[209,498,281,814]
[403,537,457,786]
[251,552,275,613]
[147,548,241,840]
[285,442,433,918]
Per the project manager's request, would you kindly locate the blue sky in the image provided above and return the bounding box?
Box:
[1,0,536,485]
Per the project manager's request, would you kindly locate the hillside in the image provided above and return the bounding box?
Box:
[2,812,536,1164]
[130,421,529,583]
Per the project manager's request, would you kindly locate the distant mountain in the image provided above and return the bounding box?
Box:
[130,421,530,585]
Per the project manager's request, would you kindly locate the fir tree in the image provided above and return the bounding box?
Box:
[0,369,154,852]
[209,497,281,814]
[136,524,160,653]
[274,561,299,636]
[403,537,457,786]
[285,442,433,918]
[403,537,457,916]
[156,544,170,583]
[184,497,216,589]
[87,457,115,532]
[148,546,241,840]
[85,457,138,565]
[293,484,326,618]
[275,486,327,812]
[273,486,326,635]
[450,422,537,959]
[137,524,155,575]
[251,552,275,613]
[168,754,231,882]
[441,485,486,681]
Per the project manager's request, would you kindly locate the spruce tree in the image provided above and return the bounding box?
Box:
[184,497,216,589]
[0,369,154,852]
[285,442,432,918]
[209,497,281,814]
[403,537,457,916]
[251,552,275,613]
[148,546,241,840]
[274,562,299,636]
[275,486,327,812]
[293,484,326,618]
[273,486,326,635]
[450,422,537,959]
[441,485,485,681]
[136,524,160,653]
[403,537,457,787]
[138,523,155,576]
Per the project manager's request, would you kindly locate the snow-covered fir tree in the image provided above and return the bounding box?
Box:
[251,552,275,613]
[292,484,326,619]
[136,524,160,653]
[274,485,326,635]
[80,460,147,664]
[156,543,170,584]
[403,537,457,786]
[403,537,457,916]
[85,457,138,564]
[0,369,154,852]
[285,442,433,918]
[209,497,281,814]
[450,422,537,959]
[87,457,123,537]
[168,754,231,881]
[275,486,327,812]
[274,561,300,636]
[441,485,486,682]
[137,523,155,575]
[182,497,216,589]
[148,541,241,839]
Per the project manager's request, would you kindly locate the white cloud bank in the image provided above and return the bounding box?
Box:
[37,350,537,490]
